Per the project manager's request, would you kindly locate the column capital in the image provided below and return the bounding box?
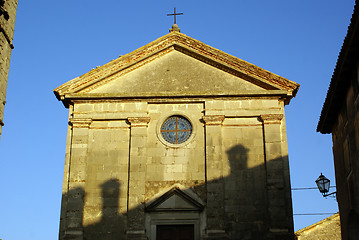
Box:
[203,115,225,125]
[260,114,283,124]
[128,117,150,127]
[69,118,92,128]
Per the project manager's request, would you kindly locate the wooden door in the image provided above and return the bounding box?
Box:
[157,224,194,240]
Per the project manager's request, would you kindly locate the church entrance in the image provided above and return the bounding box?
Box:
[156,224,194,240]
[145,186,204,239]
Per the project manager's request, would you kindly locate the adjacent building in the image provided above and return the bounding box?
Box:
[55,25,299,239]
[295,213,341,240]
[0,0,17,141]
[317,0,359,239]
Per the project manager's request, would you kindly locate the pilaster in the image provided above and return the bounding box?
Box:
[260,114,292,239]
[126,117,150,240]
[61,118,92,240]
[203,115,228,239]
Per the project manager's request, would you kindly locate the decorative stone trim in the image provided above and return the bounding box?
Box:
[68,118,92,128]
[202,115,225,125]
[260,114,283,124]
[128,117,150,127]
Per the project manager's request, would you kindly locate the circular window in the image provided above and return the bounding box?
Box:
[160,115,192,144]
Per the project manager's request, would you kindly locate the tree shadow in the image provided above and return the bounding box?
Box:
[223,145,268,239]
[83,179,126,239]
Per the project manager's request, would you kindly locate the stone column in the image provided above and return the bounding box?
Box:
[61,118,92,240]
[260,114,292,239]
[203,115,228,239]
[126,117,150,240]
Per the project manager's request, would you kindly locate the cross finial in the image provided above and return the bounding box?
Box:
[167,8,183,25]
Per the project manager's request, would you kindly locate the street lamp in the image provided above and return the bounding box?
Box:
[315,173,336,198]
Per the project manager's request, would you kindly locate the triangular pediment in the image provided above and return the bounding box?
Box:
[145,186,204,212]
[54,31,299,105]
[89,50,267,95]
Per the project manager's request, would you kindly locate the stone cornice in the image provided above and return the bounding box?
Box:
[128,117,150,127]
[63,90,287,99]
[203,115,225,125]
[260,114,283,124]
[68,118,92,128]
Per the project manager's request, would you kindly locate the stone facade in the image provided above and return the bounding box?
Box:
[318,1,359,239]
[295,213,341,240]
[55,29,299,240]
[0,0,17,141]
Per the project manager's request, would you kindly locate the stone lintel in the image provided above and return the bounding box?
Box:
[203,115,225,125]
[69,118,92,128]
[128,117,150,127]
[260,114,283,124]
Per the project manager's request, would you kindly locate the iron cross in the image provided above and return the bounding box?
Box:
[167,8,183,25]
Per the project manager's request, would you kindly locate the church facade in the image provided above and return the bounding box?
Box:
[55,27,299,240]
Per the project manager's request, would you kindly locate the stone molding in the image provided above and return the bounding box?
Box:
[68,118,92,128]
[128,117,150,127]
[203,115,225,125]
[260,114,283,124]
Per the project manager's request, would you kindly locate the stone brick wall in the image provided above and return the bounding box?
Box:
[0,0,17,140]
[59,97,294,240]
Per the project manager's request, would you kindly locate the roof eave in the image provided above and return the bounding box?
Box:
[317,1,359,134]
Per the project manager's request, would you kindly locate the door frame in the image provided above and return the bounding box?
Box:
[146,212,201,240]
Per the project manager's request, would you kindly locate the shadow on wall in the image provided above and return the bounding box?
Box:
[348,210,359,240]
[61,180,127,240]
[60,144,293,240]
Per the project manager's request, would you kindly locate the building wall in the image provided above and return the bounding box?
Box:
[331,80,359,240]
[0,0,17,140]
[317,2,359,239]
[59,97,294,240]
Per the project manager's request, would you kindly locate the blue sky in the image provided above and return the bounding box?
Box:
[0,0,355,239]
